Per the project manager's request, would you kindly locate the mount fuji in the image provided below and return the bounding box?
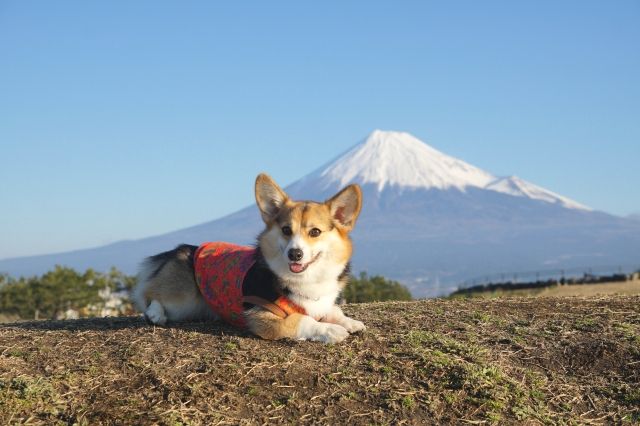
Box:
[2,130,639,296]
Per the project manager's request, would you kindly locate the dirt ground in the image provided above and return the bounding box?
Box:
[1,296,639,425]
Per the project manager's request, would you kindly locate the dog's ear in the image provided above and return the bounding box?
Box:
[255,173,289,223]
[326,184,362,232]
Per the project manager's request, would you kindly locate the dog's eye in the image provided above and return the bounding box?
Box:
[309,228,322,238]
[281,226,292,236]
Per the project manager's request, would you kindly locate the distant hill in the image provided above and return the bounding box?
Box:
[2,130,639,297]
[628,212,640,222]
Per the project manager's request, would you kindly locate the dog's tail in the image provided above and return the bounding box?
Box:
[131,257,158,312]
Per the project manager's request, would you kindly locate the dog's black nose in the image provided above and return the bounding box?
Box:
[288,248,303,262]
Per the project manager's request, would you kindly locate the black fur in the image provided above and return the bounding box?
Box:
[338,262,351,283]
[241,249,283,307]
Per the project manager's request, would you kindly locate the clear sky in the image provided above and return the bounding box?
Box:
[1,1,639,259]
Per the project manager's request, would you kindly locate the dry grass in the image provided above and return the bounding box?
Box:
[533,278,640,297]
[460,278,640,299]
[1,296,639,424]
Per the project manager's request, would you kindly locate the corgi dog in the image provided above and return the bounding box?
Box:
[132,173,365,343]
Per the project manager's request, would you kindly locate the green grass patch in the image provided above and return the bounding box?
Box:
[573,316,601,332]
[396,329,555,423]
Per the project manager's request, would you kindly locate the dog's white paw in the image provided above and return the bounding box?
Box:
[314,323,349,344]
[144,300,167,326]
[341,317,366,333]
[297,317,349,343]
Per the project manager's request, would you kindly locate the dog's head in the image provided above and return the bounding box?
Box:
[255,173,362,285]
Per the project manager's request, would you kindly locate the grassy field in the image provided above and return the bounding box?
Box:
[1,296,639,424]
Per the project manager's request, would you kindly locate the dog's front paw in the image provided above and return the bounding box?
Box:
[341,317,366,333]
[297,317,349,343]
[315,323,350,343]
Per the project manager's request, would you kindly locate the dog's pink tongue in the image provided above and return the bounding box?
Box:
[289,263,305,273]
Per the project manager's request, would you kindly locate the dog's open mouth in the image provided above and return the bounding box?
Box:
[289,252,321,274]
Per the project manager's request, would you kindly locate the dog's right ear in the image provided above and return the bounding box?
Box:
[255,173,289,223]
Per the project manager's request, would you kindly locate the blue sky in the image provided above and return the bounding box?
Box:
[1,1,639,259]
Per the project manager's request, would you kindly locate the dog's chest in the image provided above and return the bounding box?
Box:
[289,286,339,319]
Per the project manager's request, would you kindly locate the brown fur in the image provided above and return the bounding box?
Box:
[244,307,305,340]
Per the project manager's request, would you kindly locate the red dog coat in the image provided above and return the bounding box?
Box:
[194,242,307,328]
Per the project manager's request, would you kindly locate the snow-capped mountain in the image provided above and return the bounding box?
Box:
[311,130,496,191]
[1,130,639,297]
[290,130,590,211]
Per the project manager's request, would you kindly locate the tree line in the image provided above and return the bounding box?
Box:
[342,272,413,303]
[0,267,412,321]
[0,266,135,321]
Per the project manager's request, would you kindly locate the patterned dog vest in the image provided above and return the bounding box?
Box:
[194,242,307,328]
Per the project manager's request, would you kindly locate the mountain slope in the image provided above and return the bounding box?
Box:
[2,130,639,296]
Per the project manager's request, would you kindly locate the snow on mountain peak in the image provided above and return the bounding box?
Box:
[318,129,496,191]
[486,176,591,211]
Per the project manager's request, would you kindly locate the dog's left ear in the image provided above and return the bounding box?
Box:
[255,173,289,223]
[326,184,362,231]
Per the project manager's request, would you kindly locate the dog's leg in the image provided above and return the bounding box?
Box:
[321,305,366,333]
[245,308,349,343]
[144,300,168,326]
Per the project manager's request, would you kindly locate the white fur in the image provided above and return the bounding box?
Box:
[142,294,217,324]
[295,315,349,343]
[287,281,340,318]
[323,305,366,333]
[145,300,167,325]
